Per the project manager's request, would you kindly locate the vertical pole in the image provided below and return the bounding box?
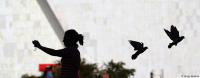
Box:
[150,71,154,78]
[161,69,164,78]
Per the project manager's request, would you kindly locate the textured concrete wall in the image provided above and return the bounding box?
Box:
[49,0,200,78]
[0,0,200,78]
[0,0,62,78]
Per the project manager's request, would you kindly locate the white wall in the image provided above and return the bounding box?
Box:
[0,0,62,78]
[49,0,200,78]
[0,0,200,78]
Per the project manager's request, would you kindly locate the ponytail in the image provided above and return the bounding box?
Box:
[78,34,84,45]
[63,29,84,46]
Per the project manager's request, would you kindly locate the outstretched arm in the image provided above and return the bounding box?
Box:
[32,40,64,57]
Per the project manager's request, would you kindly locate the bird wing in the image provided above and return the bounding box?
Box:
[171,25,180,37]
[141,42,144,47]
[164,29,176,41]
[129,40,143,50]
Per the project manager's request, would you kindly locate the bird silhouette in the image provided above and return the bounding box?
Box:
[129,40,148,60]
[164,25,185,48]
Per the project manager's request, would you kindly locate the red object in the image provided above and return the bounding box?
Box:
[78,72,80,78]
[40,64,80,78]
[39,64,57,72]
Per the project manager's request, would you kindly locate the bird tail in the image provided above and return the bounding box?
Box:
[132,54,139,60]
[168,43,173,48]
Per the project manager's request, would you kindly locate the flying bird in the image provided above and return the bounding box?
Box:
[129,40,148,60]
[164,25,185,48]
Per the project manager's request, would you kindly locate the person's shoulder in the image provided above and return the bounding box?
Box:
[61,48,70,52]
[66,47,78,50]
[62,47,75,52]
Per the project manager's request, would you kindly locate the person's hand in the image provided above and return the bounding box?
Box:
[32,40,41,48]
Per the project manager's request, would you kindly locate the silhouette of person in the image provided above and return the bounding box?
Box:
[32,29,84,78]
[46,66,54,78]
[102,70,109,78]
[42,68,48,78]
[42,66,54,78]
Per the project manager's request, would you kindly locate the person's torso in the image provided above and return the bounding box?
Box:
[61,47,80,72]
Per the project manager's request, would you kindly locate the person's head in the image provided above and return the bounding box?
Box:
[63,29,84,47]
[46,66,53,71]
